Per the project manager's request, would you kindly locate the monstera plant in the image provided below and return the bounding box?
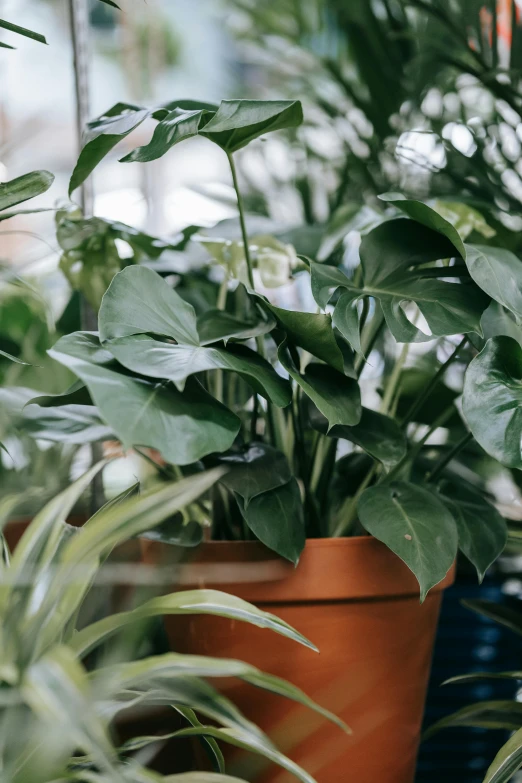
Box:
[24,96,522,601]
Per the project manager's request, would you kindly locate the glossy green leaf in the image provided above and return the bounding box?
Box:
[71,587,316,658]
[174,706,225,774]
[424,701,522,740]
[19,402,111,444]
[0,171,54,212]
[48,332,239,464]
[197,308,276,345]
[99,265,199,345]
[237,478,305,565]
[120,109,213,163]
[463,336,522,468]
[483,725,522,783]
[105,334,292,406]
[69,103,150,195]
[358,482,458,600]
[199,99,303,153]
[219,443,292,504]
[480,301,522,347]
[0,19,47,45]
[278,341,361,429]
[464,244,522,319]
[436,481,507,581]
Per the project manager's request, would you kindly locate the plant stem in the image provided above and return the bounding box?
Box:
[355,309,384,377]
[385,404,455,484]
[426,431,473,483]
[380,340,410,415]
[227,152,255,289]
[401,335,468,428]
[332,462,377,538]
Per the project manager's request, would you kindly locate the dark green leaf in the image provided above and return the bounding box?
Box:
[461,599,522,636]
[0,171,54,212]
[105,334,292,406]
[69,103,150,196]
[48,332,239,465]
[358,481,458,600]
[120,109,213,163]
[200,100,303,153]
[0,19,47,45]
[278,341,361,429]
[99,265,199,345]
[197,308,276,345]
[327,408,407,468]
[237,478,305,565]
[463,336,522,468]
[465,244,522,320]
[424,701,522,740]
[219,443,292,503]
[98,0,121,8]
[436,481,507,581]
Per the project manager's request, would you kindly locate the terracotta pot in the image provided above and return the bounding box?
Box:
[141,536,455,783]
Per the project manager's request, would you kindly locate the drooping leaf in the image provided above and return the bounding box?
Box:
[278,341,361,429]
[174,706,226,774]
[237,478,305,565]
[436,481,507,581]
[197,308,276,345]
[48,332,239,465]
[424,701,522,740]
[69,103,150,196]
[463,336,522,468]
[480,301,522,348]
[460,599,522,636]
[218,443,292,504]
[199,99,303,153]
[105,334,292,406]
[120,109,213,163]
[464,244,522,320]
[99,265,199,345]
[0,171,54,212]
[357,481,458,600]
[483,725,522,783]
[0,19,47,45]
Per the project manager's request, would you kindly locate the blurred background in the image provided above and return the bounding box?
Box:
[4,1,522,780]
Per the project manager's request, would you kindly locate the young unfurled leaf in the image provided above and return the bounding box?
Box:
[358,481,458,600]
[463,336,522,468]
[0,171,54,212]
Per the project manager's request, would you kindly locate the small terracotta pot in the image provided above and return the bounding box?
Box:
[141,537,455,783]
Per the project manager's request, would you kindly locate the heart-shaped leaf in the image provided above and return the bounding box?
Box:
[199,99,303,153]
[357,481,458,600]
[464,244,522,320]
[105,334,292,406]
[99,265,199,345]
[219,443,292,504]
[48,333,239,465]
[0,171,54,212]
[463,335,522,468]
[436,480,507,581]
[236,477,305,564]
[328,408,407,468]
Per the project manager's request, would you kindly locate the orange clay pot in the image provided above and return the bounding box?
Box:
[141,536,455,783]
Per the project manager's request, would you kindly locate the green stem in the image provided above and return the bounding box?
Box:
[380,340,410,415]
[355,309,385,377]
[401,335,468,428]
[426,431,473,483]
[385,404,455,484]
[227,152,255,289]
[332,462,377,538]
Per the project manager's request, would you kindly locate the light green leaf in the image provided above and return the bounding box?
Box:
[0,171,54,212]
[200,99,303,153]
[483,725,522,783]
[278,341,361,429]
[105,334,292,406]
[433,200,495,240]
[99,265,199,345]
[464,244,522,320]
[48,332,239,464]
[358,481,458,600]
[69,103,150,196]
[463,336,522,468]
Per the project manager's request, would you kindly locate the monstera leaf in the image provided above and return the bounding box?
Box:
[48,332,239,465]
[311,217,489,346]
[463,335,522,468]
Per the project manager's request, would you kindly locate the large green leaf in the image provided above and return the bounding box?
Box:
[120,109,213,163]
[464,244,522,320]
[483,726,522,783]
[69,103,151,195]
[197,308,276,345]
[278,341,361,429]
[0,171,54,212]
[48,332,239,464]
[424,701,522,740]
[311,217,489,345]
[357,481,458,600]
[219,443,292,504]
[199,100,303,153]
[71,587,317,658]
[436,481,507,581]
[105,335,291,406]
[237,478,305,565]
[463,336,522,468]
[99,265,199,345]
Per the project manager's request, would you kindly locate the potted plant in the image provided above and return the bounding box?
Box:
[28,97,519,782]
[0,462,344,783]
